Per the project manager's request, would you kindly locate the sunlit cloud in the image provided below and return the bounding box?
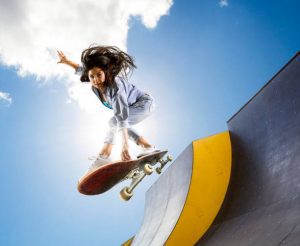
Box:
[0,0,173,112]
[0,91,12,105]
[219,0,229,8]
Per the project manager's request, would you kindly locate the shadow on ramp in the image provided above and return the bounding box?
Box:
[196,52,300,246]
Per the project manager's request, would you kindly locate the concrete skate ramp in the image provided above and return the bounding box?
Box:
[123,132,231,246]
[196,52,300,245]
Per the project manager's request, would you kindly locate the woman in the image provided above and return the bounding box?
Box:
[57,46,158,172]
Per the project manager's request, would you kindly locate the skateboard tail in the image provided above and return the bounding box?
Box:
[78,163,133,195]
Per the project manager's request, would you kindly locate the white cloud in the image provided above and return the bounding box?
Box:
[0,91,12,105]
[219,0,229,8]
[0,0,173,112]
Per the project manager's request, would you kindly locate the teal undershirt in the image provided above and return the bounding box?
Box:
[102,101,113,110]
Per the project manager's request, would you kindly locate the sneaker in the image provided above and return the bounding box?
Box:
[87,155,112,173]
[78,155,112,183]
[137,146,159,158]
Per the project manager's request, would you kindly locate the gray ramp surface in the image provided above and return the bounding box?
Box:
[131,144,193,246]
[197,52,300,245]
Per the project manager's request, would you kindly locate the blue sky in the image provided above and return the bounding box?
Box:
[0,0,299,245]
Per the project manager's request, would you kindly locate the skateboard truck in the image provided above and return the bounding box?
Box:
[156,155,173,174]
[119,164,153,201]
[119,155,173,201]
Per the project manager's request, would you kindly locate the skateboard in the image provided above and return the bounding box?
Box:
[77,150,172,201]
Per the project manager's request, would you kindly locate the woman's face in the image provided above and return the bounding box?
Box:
[88,67,106,88]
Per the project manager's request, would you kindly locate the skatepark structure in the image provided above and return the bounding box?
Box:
[122,52,300,246]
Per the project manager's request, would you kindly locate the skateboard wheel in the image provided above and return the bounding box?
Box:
[143,164,154,175]
[167,155,173,161]
[156,167,162,174]
[120,187,133,201]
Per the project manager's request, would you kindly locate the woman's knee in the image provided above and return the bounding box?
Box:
[149,98,155,113]
[108,117,117,127]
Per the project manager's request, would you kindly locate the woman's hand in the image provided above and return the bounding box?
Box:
[57,50,69,64]
[121,128,132,161]
[121,143,132,161]
[57,50,79,69]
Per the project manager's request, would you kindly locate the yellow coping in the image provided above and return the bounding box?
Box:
[121,236,134,246]
[165,131,231,245]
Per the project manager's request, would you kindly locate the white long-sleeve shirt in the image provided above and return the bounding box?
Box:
[76,66,145,129]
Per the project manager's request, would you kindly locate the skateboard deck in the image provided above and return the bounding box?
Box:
[77,150,172,200]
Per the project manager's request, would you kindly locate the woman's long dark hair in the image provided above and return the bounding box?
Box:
[80,45,136,87]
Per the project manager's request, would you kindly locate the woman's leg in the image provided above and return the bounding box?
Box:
[101,94,155,155]
[127,94,156,148]
[99,143,113,158]
[136,136,153,148]
[100,117,118,158]
[126,128,153,147]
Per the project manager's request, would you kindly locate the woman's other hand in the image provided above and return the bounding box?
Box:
[57,50,79,70]
[57,50,69,64]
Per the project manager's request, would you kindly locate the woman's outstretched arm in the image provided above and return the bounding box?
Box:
[57,50,79,70]
[121,128,132,161]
